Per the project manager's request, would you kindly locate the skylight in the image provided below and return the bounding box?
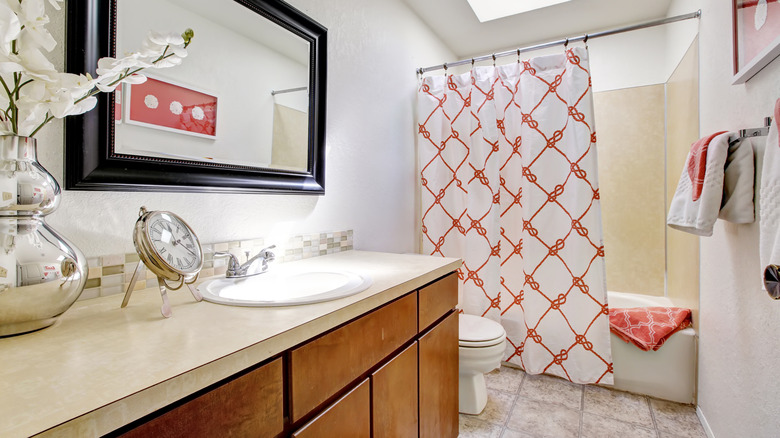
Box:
[466,0,573,22]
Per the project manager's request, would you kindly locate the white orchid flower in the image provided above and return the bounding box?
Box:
[96,53,151,76]
[15,46,57,81]
[0,1,194,137]
[54,72,97,98]
[16,0,56,52]
[0,2,21,55]
[45,87,97,118]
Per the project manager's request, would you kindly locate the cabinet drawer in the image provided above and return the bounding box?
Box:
[418,272,458,332]
[292,378,371,438]
[119,357,284,438]
[289,293,417,421]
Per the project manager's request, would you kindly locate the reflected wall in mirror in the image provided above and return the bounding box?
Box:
[65,0,327,194]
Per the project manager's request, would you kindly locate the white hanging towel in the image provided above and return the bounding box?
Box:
[667,131,754,236]
[760,99,780,271]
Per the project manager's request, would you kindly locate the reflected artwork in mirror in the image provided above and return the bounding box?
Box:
[65,0,327,194]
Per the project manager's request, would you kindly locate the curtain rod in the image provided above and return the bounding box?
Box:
[416,10,701,75]
[271,86,307,96]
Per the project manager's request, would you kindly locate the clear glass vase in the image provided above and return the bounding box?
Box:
[0,135,88,336]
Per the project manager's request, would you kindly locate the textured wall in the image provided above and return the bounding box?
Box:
[688,0,780,436]
[37,0,454,257]
[594,85,666,296]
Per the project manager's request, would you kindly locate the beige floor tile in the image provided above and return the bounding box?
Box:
[581,412,656,438]
[500,428,538,438]
[519,373,583,410]
[583,385,653,428]
[459,414,503,438]
[472,388,516,426]
[506,398,581,438]
[650,398,707,438]
[486,366,525,394]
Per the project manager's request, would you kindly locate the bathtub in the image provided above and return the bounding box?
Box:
[608,291,697,404]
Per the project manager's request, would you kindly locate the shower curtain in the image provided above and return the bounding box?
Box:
[418,47,612,384]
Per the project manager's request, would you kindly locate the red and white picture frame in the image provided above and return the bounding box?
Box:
[732,0,780,84]
[123,75,218,139]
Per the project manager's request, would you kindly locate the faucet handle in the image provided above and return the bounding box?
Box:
[214,251,240,271]
[260,245,276,262]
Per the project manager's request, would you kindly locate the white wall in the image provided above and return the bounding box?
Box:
[38,0,453,257]
[674,1,780,437]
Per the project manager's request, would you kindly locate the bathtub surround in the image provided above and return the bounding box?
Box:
[78,230,353,301]
[419,47,612,385]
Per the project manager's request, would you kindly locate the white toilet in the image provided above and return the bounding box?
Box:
[458,313,507,415]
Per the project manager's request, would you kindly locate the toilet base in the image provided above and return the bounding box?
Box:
[459,371,488,415]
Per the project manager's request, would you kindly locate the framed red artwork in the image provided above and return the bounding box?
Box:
[125,76,218,139]
[732,0,780,84]
[114,83,122,124]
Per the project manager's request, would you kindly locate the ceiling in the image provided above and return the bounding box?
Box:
[402,0,674,59]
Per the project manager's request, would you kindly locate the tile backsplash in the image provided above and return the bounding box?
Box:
[79,229,354,301]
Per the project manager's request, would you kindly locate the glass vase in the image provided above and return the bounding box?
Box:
[0,135,88,336]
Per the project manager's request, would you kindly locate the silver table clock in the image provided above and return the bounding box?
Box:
[122,206,203,317]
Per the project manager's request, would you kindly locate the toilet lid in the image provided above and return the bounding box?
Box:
[459,314,506,347]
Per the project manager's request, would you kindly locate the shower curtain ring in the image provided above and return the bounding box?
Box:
[517,48,521,63]
[564,38,569,48]
[583,34,589,44]
[492,53,496,67]
[471,58,475,68]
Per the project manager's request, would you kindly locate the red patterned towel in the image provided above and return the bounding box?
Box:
[609,307,692,351]
[687,131,727,201]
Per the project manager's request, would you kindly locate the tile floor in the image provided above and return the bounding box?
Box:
[459,366,708,438]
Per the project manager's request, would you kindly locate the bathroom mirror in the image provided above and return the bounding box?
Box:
[65,0,327,194]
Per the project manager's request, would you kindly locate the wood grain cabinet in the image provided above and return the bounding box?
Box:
[292,379,371,438]
[372,342,419,438]
[114,272,458,438]
[117,357,284,438]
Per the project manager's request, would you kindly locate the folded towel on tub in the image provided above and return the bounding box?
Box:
[760,99,780,275]
[609,307,692,351]
[667,131,755,236]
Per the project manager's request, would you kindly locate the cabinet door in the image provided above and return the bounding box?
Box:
[292,378,371,438]
[418,311,459,438]
[119,357,284,438]
[289,293,417,421]
[371,342,418,438]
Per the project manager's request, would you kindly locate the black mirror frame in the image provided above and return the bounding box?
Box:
[65,0,327,194]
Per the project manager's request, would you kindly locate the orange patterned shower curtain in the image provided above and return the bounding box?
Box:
[418,47,613,384]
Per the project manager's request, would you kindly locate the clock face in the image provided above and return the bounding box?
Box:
[145,211,202,274]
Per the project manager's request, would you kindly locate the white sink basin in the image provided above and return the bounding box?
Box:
[198,270,373,306]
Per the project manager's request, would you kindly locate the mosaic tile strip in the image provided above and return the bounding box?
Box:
[78,229,354,301]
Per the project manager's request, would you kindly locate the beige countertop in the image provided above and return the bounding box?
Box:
[0,251,461,437]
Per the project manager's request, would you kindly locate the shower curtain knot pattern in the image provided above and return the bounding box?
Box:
[417,46,613,385]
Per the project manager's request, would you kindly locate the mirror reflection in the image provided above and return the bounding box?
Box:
[115,0,310,172]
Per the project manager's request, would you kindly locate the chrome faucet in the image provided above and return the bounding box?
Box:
[215,245,276,278]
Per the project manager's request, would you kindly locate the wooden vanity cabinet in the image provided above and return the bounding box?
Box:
[112,271,458,438]
[116,357,284,438]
